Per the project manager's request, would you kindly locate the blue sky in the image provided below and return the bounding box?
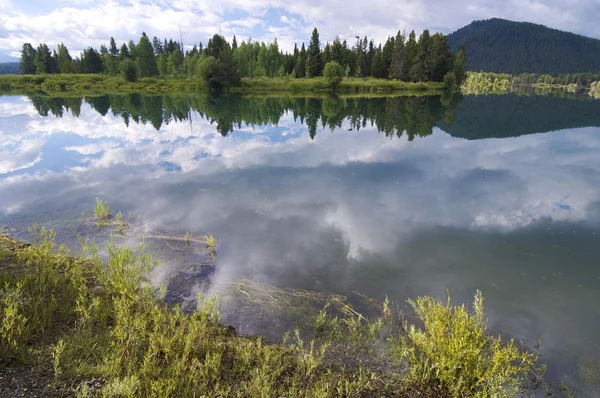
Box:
[0,0,599,58]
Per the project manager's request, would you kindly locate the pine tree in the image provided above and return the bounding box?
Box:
[20,43,37,74]
[35,43,52,74]
[119,43,130,60]
[232,35,238,50]
[295,43,307,78]
[332,37,344,66]
[157,54,168,76]
[382,36,395,76]
[453,45,467,86]
[417,29,432,82]
[323,43,332,65]
[136,32,158,77]
[152,36,163,56]
[167,48,184,75]
[390,31,405,80]
[371,45,387,78]
[80,47,104,73]
[57,43,75,74]
[306,28,323,77]
[109,37,119,56]
[405,31,419,82]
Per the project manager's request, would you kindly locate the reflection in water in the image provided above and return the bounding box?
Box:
[29,93,460,140]
[1,93,600,394]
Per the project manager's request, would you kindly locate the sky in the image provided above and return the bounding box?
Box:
[0,0,599,59]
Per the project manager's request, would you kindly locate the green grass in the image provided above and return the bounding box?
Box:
[0,74,202,96]
[0,219,546,397]
[0,74,443,96]
[236,76,443,94]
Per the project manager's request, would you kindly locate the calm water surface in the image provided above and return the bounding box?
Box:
[1,93,599,393]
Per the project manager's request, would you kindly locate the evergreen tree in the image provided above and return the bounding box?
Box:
[152,36,163,56]
[331,37,344,66]
[128,40,137,59]
[232,35,238,50]
[382,36,395,76]
[390,31,405,80]
[453,44,467,86]
[80,47,104,73]
[35,44,52,74]
[20,43,37,74]
[119,43,130,60]
[306,28,323,77]
[167,48,184,75]
[57,43,75,74]
[157,54,168,76]
[323,43,332,65]
[371,45,387,78]
[429,33,453,82]
[405,31,419,82]
[417,29,432,82]
[49,50,60,74]
[109,37,119,56]
[136,33,159,77]
[295,43,307,78]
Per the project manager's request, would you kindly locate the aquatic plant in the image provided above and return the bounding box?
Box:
[114,211,129,235]
[205,235,216,249]
[93,198,111,227]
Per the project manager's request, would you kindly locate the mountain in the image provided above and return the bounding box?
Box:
[0,62,20,75]
[0,52,19,63]
[448,18,600,74]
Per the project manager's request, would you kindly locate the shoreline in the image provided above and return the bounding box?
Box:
[0,74,445,97]
[0,224,546,397]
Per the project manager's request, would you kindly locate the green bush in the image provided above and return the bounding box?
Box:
[119,59,140,83]
[323,61,344,89]
[391,291,537,397]
[443,72,457,92]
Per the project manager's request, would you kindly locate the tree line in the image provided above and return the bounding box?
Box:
[20,28,466,90]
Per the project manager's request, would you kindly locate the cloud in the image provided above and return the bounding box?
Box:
[0,0,598,57]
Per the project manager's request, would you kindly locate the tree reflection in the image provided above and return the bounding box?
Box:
[27,93,462,141]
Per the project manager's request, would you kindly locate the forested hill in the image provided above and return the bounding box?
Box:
[448,18,600,74]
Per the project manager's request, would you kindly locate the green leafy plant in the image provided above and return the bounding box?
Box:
[323,61,344,89]
[93,198,111,227]
[391,290,537,397]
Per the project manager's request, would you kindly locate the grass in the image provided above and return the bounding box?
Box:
[0,73,443,96]
[235,76,443,94]
[0,220,548,397]
[0,229,383,397]
[0,74,202,96]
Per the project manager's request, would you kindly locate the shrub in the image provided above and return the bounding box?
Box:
[119,59,139,83]
[391,290,537,397]
[443,72,457,92]
[323,61,344,89]
[93,198,111,227]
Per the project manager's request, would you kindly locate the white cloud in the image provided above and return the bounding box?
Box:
[0,0,598,56]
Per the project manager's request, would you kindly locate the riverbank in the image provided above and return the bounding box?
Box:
[0,204,545,397]
[0,74,444,97]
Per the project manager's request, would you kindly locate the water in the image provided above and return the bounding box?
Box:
[1,93,600,393]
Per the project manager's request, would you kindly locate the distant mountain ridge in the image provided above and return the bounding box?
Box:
[448,18,600,74]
